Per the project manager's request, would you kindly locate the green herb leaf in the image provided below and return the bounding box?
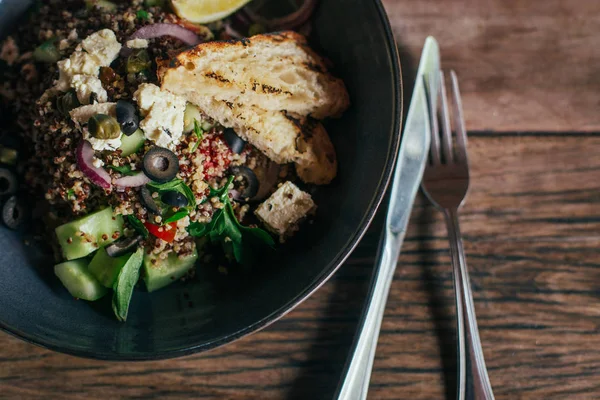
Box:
[127,214,149,239]
[112,247,144,322]
[164,208,190,224]
[136,9,149,20]
[107,164,136,176]
[147,179,196,207]
[66,189,75,200]
[187,177,274,266]
[191,119,204,153]
[209,175,235,201]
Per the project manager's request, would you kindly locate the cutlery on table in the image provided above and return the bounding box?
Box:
[334,37,437,400]
[421,69,495,400]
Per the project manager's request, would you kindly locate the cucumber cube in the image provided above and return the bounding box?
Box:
[88,247,131,288]
[143,248,198,292]
[54,259,108,301]
[55,207,123,261]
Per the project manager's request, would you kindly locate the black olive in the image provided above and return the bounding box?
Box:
[116,100,139,136]
[142,147,179,183]
[230,166,259,201]
[0,168,18,196]
[161,190,188,207]
[105,234,143,258]
[223,128,246,154]
[139,186,161,214]
[2,195,25,230]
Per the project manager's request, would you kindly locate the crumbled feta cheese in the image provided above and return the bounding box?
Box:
[85,133,122,152]
[55,52,101,91]
[54,29,121,96]
[254,181,315,238]
[126,38,149,49]
[69,103,122,151]
[92,157,104,168]
[70,74,107,104]
[134,83,186,148]
[81,29,122,67]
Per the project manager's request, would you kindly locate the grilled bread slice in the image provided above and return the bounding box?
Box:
[161,31,349,119]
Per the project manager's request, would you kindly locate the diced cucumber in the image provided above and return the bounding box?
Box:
[85,0,117,11]
[88,247,131,288]
[118,129,145,156]
[183,103,203,134]
[143,247,198,292]
[54,259,108,301]
[55,207,124,261]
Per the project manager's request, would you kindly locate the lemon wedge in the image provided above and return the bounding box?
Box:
[171,0,252,24]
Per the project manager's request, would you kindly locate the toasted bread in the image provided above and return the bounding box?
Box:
[161,31,349,119]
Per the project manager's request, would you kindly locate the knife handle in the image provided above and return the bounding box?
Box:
[334,229,403,400]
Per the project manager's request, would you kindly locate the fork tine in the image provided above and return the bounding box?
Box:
[423,74,441,165]
[438,71,453,164]
[450,70,469,164]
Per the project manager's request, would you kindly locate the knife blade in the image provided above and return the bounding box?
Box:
[335,36,438,400]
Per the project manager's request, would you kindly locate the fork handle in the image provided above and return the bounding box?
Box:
[444,209,495,400]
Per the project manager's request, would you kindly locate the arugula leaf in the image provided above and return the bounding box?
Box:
[187,176,274,266]
[147,179,196,207]
[108,164,136,176]
[164,208,190,224]
[191,119,204,153]
[127,214,149,239]
[112,247,144,322]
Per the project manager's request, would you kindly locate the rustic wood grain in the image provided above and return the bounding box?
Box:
[3,0,600,399]
[3,134,600,399]
[385,0,600,131]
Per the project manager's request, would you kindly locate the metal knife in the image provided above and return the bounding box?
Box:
[334,36,438,400]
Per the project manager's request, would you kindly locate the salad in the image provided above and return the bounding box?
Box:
[0,0,348,321]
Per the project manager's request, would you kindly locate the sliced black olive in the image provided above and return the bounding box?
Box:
[116,100,139,136]
[161,190,188,207]
[2,195,25,230]
[0,168,18,196]
[105,234,143,257]
[223,128,246,154]
[230,166,259,201]
[142,147,179,183]
[139,186,161,214]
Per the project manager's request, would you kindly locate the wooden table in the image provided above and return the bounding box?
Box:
[3,0,600,398]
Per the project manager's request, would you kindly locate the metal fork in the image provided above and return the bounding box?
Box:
[421,70,495,400]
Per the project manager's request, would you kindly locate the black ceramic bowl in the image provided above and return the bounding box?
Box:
[0,0,401,360]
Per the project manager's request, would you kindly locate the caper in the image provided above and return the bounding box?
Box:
[56,90,80,116]
[88,114,121,140]
[248,23,266,36]
[126,49,151,74]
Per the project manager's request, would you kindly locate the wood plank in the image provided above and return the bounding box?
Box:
[3,134,600,399]
[383,0,600,131]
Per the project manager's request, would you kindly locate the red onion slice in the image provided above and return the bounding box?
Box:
[113,172,151,189]
[243,0,318,31]
[130,23,202,46]
[76,141,112,189]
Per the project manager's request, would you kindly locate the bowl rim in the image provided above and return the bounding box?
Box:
[0,0,403,360]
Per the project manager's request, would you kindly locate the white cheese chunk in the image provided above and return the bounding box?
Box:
[70,74,108,104]
[69,103,122,151]
[81,29,122,67]
[254,181,315,238]
[126,38,149,49]
[133,83,186,148]
[55,52,101,91]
